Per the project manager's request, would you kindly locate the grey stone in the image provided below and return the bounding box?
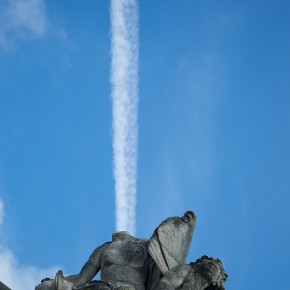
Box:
[35,211,227,290]
[0,281,12,290]
[154,256,228,290]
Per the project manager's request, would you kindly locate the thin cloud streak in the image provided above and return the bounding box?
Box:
[110,0,139,235]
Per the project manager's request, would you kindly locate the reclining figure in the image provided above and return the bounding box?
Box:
[35,211,227,290]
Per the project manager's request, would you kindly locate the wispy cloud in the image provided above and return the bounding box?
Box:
[0,199,59,290]
[0,0,67,50]
[5,0,47,37]
[0,0,47,49]
[0,248,59,290]
[110,0,139,235]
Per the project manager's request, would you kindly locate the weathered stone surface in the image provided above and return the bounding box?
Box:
[0,281,12,290]
[35,211,227,290]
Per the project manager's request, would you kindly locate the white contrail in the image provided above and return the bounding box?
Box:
[110,0,139,235]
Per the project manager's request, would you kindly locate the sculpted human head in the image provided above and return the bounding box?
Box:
[190,255,228,290]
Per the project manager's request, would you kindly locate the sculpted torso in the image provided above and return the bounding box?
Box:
[35,232,150,290]
[98,235,149,289]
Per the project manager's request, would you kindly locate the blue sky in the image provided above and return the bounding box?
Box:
[0,0,290,289]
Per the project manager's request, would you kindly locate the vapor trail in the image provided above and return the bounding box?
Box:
[110,0,139,235]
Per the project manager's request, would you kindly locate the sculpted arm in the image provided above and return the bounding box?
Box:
[65,243,109,287]
[153,264,194,290]
[35,243,108,290]
[153,268,209,290]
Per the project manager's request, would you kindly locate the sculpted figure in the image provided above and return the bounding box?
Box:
[148,213,227,290]
[36,231,149,290]
[35,211,196,290]
[154,256,228,290]
[35,211,227,290]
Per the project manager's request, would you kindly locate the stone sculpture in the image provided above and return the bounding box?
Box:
[35,211,227,290]
[154,256,227,290]
[0,281,12,290]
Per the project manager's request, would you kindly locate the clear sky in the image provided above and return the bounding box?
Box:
[0,0,290,289]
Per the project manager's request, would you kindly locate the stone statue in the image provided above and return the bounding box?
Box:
[35,211,227,290]
[154,256,227,290]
